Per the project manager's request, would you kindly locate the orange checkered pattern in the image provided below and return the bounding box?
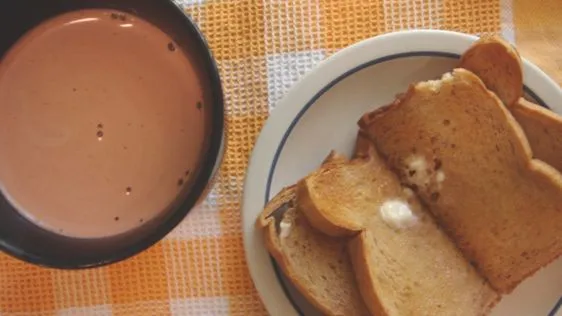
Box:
[0,0,560,315]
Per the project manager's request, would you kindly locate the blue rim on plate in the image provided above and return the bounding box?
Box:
[262,51,558,316]
[550,297,562,316]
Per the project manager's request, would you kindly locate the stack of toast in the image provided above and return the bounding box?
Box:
[256,37,562,316]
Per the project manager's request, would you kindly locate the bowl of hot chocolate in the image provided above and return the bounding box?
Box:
[0,0,224,268]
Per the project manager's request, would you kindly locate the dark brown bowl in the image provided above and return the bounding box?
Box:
[0,0,224,269]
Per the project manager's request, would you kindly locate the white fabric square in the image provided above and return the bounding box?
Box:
[173,0,205,7]
[170,297,229,316]
[266,50,325,110]
[383,0,442,31]
[500,0,516,43]
[57,305,111,316]
[166,188,222,239]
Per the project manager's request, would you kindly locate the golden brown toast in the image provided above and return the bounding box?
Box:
[512,98,562,172]
[360,69,562,293]
[297,145,498,315]
[257,159,370,315]
[460,36,562,173]
[354,130,373,158]
[459,36,523,107]
[297,149,401,237]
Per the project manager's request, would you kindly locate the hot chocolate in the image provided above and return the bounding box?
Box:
[0,9,210,238]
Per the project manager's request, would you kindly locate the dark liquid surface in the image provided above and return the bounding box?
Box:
[0,9,209,238]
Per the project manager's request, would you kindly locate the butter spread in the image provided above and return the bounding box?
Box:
[436,170,446,183]
[379,200,418,230]
[279,221,292,239]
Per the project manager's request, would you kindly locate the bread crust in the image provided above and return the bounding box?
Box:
[258,186,340,315]
[511,98,562,173]
[348,231,389,316]
[296,149,402,238]
[262,213,341,316]
[459,35,523,107]
[354,130,373,158]
[296,172,363,237]
[257,185,297,230]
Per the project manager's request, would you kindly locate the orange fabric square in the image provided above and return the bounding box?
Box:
[218,115,268,234]
[107,243,169,304]
[514,0,562,85]
[0,255,55,314]
[219,56,269,117]
[264,0,323,54]
[163,238,224,298]
[113,301,171,316]
[53,268,110,309]
[385,0,444,30]
[220,115,268,178]
[229,294,267,316]
[218,234,256,297]
[319,0,385,54]
[442,0,501,35]
[195,0,266,61]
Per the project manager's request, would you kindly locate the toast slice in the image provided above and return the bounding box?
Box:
[459,36,523,107]
[297,147,402,238]
[360,69,562,293]
[460,36,562,173]
[512,98,562,172]
[297,145,498,315]
[257,154,370,316]
[354,129,374,159]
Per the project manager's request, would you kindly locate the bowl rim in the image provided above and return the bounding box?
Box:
[242,29,562,316]
[0,0,225,269]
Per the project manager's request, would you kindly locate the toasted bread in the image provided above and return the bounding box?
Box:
[360,69,562,293]
[257,160,369,315]
[297,145,498,315]
[512,98,562,172]
[297,149,400,237]
[354,130,373,158]
[460,36,562,173]
[459,36,523,107]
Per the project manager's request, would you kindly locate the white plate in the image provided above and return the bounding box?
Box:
[242,30,562,316]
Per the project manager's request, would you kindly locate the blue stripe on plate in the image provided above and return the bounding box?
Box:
[263,51,549,316]
[548,296,562,316]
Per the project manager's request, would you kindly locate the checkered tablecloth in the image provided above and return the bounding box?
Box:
[1,0,560,315]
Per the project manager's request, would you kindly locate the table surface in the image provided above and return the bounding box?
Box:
[1,0,561,315]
